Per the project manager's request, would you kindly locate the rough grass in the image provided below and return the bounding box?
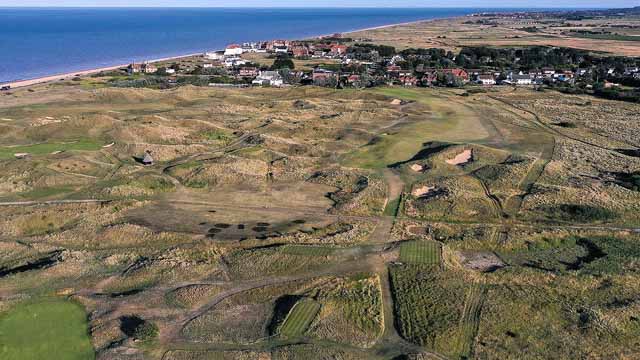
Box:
[0,300,94,360]
[280,298,321,337]
[399,241,441,266]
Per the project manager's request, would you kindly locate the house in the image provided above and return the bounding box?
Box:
[312,68,336,83]
[238,67,258,77]
[347,74,361,84]
[165,68,176,75]
[143,63,157,74]
[329,44,348,56]
[223,57,247,68]
[203,63,214,69]
[399,75,418,86]
[292,46,310,58]
[205,51,225,60]
[477,74,496,85]
[443,68,469,82]
[127,63,143,74]
[542,67,555,76]
[511,74,533,85]
[142,151,154,166]
[252,71,284,87]
[224,44,244,57]
[274,45,289,54]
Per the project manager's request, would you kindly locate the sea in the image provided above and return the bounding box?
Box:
[1,7,535,83]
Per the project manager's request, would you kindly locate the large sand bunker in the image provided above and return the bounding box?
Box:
[446,149,473,166]
[412,185,436,197]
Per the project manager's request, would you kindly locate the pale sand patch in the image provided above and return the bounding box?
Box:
[390,99,403,105]
[412,185,435,197]
[410,164,425,172]
[14,153,30,159]
[446,149,473,166]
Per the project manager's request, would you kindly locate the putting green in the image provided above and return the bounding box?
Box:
[0,300,94,360]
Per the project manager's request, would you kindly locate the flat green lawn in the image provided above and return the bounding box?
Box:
[0,300,94,360]
[0,139,103,160]
[280,299,321,338]
[400,241,441,266]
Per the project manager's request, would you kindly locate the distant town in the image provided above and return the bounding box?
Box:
[120,32,640,102]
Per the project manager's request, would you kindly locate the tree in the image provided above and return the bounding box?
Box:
[272,56,295,70]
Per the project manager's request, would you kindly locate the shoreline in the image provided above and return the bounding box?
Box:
[1,15,462,89]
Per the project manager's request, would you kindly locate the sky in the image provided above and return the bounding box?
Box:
[0,0,637,8]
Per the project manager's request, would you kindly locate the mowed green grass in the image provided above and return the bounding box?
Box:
[342,87,489,169]
[280,299,321,338]
[0,300,94,360]
[400,241,441,266]
[0,139,103,160]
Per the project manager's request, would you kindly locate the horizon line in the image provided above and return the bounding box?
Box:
[0,5,618,9]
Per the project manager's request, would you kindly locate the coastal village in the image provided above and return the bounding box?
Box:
[122,33,640,101]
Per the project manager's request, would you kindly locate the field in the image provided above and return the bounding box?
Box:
[279,298,321,337]
[0,300,94,360]
[0,20,639,358]
[399,240,441,266]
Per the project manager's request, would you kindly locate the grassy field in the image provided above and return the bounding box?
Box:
[0,300,94,360]
[399,241,441,266]
[342,88,489,169]
[279,298,321,338]
[0,139,103,159]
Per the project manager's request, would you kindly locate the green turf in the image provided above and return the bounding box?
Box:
[0,139,103,160]
[399,241,441,266]
[18,186,75,200]
[0,300,94,360]
[279,299,321,337]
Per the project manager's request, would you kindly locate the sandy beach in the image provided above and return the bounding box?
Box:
[0,16,454,90]
[1,52,202,89]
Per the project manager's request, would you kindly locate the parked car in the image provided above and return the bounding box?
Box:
[1,85,10,91]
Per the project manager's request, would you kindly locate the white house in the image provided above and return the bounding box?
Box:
[224,44,244,57]
[512,74,532,85]
[165,68,176,75]
[252,71,284,87]
[223,57,247,68]
[204,51,224,60]
[477,74,496,85]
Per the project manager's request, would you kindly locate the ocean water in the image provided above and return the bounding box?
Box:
[1,7,512,83]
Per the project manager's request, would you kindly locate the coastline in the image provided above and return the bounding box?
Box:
[1,15,457,89]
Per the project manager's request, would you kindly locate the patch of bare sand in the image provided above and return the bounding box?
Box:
[446,149,472,166]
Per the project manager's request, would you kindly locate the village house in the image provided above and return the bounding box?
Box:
[443,68,469,82]
[204,51,225,60]
[143,63,158,74]
[127,63,143,74]
[238,67,258,77]
[510,73,533,85]
[329,44,348,57]
[252,71,284,87]
[292,46,310,58]
[399,75,419,86]
[224,44,244,57]
[477,74,496,85]
[312,68,336,82]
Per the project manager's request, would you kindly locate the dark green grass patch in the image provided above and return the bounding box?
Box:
[0,300,94,360]
[279,298,321,337]
[541,204,615,223]
[399,241,441,266]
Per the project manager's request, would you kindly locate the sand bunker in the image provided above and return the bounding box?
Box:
[412,185,436,197]
[446,149,473,166]
[390,99,403,105]
[14,153,29,159]
[410,164,426,172]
